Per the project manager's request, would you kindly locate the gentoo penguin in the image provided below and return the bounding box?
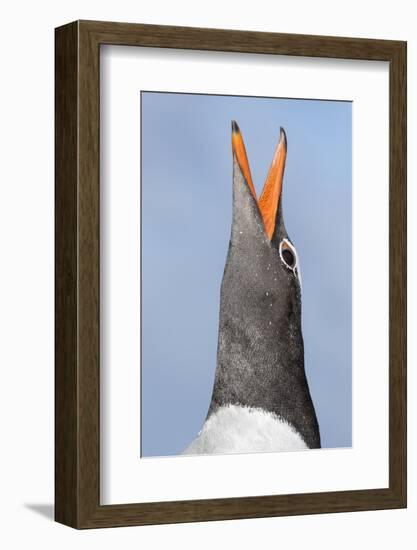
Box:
[183,121,320,455]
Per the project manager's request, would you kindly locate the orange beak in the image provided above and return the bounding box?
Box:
[231,121,287,241]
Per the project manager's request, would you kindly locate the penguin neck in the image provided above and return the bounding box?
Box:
[210,297,306,411]
[207,254,320,448]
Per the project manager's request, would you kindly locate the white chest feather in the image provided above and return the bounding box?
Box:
[183,405,308,455]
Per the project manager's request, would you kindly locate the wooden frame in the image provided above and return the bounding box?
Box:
[55,20,407,529]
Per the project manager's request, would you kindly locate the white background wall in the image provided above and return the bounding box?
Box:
[0,0,415,547]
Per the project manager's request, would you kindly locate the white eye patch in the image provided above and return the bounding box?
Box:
[279,238,302,289]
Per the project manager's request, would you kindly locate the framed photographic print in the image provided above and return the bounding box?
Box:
[55,20,407,528]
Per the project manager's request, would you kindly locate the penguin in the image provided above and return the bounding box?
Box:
[183,121,320,455]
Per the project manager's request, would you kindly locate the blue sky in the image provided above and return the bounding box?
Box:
[141,91,352,457]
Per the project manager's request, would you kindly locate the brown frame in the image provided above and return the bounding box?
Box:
[55,20,407,529]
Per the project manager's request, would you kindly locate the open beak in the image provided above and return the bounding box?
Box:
[231,122,287,241]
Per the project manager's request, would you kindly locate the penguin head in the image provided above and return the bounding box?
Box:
[224,121,302,340]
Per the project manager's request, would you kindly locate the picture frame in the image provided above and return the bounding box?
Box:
[55,20,406,529]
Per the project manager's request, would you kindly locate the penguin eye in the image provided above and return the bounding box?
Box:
[279,239,298,271]
[282,248,295,267]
